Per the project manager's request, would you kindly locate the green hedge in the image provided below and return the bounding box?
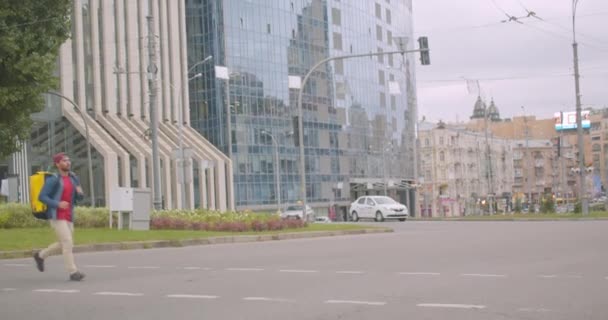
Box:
[0,203,111,229]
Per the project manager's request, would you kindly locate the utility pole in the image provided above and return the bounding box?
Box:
[572,0,588,215]
[147,16,162,210]
[522,107,532,211]
[484,105,494,214]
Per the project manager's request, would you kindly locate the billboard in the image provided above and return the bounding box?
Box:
[554,111,590,131]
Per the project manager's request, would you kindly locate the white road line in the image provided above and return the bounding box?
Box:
[563,275,583,279]
[325,300,386,306]
[226,268,264,272]
[336,271,364,274]
[539,275,558,279]
[167,294,219,299]
[243,297,293,302]
[178,267,210,270]
[3,263,30,267]
[461,273,507,278]
[2,288,17,292]
[83,265,116,268]
[34,289,80,294]
[417,303,486,309]
[279,269,319,273]
[94,292,144,297]
[127,266,160,269]
[518,307,553,313]
[398,272,441,276]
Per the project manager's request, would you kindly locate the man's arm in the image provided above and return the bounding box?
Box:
[72,174,85,201]
[39,175,60,208]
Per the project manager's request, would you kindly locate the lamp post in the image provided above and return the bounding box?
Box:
[46,91,95,206]
[261,130,281,213]
[296,47,427,217]
[572,0,588,215]
[169,72,203,209]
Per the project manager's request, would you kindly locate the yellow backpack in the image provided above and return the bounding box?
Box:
[29,171,56,220]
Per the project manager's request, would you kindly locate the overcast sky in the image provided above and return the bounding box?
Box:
[412,0,608,123]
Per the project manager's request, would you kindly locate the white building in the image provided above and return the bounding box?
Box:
[2,0,233,210]
[418,121,514,217]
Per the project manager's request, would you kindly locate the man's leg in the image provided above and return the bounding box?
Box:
[50,220,78,274]
[35,221,62,272]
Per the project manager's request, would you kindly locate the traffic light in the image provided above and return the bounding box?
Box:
[293,116,300,146]
[418,36,431,65]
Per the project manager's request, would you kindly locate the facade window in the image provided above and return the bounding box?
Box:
[335,59,344,75]
[332,8,341,26]
[376,25,383,41]
[391,95,396,109]
[377,47,384,63]
[375,3,382,19]
[386,9,391,24]
[440,151,445,162]
[387,30,392,45]
[266,24,271,34]
[425,138,429,146]
[439,137,444,145]
[388,54,393,67]
[333,32,343,50]
[378,70,385,85]
[380,92,386,108]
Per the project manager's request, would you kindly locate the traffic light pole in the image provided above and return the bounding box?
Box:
[296,44,429,217]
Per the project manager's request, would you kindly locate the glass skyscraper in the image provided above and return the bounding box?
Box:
[186,0,418,214]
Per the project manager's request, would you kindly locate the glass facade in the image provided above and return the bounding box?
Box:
[186,0,417,209]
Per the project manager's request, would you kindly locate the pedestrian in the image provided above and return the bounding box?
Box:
[33,152,86,281]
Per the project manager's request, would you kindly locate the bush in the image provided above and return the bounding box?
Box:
[541,194,555,213]
[0,203,307,232]
[149,209,306,232]
[0,203,112,228]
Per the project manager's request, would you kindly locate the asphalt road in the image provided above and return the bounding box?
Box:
[1,221,607,319]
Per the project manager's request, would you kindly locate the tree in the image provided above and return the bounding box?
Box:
[0,0,71,158]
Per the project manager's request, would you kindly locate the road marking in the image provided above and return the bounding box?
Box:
[563,275,583,279]
[461,273,507,278]
[3,263,30,267]
[95,291,144,296]
[336,271,364,274]
[83,265,116,268]
[34,289,80,294]
[179,267,211,270]
[167,294,219,299]
[2,288,17,292]
[325,300,386,306]
[417,303,486,309]
[398,272,441,276]
[243,297,293,302]
[127,266,160,269]
[226,268,264,272]
[539,275,558,279]
[279,269,319,273]
[518,307,553,312]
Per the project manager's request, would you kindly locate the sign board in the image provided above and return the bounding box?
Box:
[554,111,590,131]
[215,66,229,80]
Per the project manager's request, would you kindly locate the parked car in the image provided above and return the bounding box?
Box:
[280,205,314,220]
[349,196,409,222]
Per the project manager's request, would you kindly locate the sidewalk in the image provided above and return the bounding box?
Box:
[0,228,391,260]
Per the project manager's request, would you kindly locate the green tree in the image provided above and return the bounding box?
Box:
[0,0,71,158]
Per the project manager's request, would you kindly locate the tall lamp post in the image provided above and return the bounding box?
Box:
[572,0,588,215]
[46,91,95,206]
[296,45,429,217]
[261,130,281,213]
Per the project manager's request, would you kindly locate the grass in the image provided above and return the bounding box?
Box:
[0,223,376,251]
[438,212,608,220]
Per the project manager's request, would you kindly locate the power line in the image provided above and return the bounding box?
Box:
[419,70,607,84]
[0,16,64,31]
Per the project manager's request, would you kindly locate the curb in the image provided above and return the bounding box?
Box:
[0,228,391,260]
[412,218,608,222]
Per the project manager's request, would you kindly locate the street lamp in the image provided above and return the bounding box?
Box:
[261,130,281,213]
[169,72,203,209]
[45,91,95,206]
[296,46,429,217]
[572,0,588,215]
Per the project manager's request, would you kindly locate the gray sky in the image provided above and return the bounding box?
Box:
[413,0,608,123]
